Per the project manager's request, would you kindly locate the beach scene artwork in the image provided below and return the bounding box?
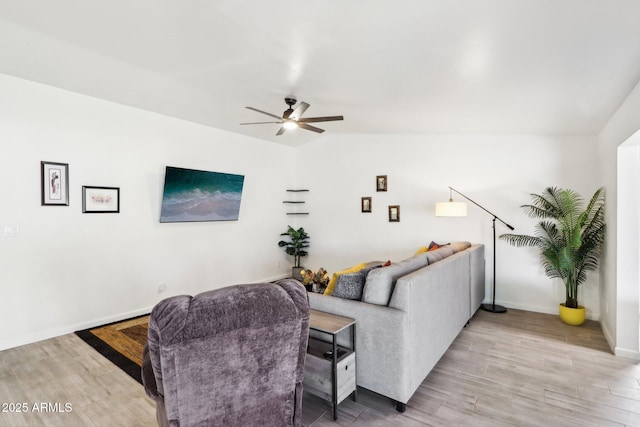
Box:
[160,166,245,223]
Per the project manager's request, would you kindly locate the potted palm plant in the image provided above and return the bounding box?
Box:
[500,187,605,326]
[278,226,310,280]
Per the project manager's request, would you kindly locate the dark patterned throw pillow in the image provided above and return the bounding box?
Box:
[333,265,380,300]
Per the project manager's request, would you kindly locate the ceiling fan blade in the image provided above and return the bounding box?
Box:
[289,102,310,120]
[246,106,283,120]
[298,123,325,133]
[297,115,344,123]
[276,126,287,136]
[240,121,283,125]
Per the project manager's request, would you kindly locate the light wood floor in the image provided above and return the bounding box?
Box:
[1,309,639,426]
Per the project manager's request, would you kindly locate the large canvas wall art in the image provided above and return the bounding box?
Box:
[160,166,245,223]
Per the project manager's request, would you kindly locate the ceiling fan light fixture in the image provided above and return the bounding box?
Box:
[242,98,343,135]
[283,120,298,130]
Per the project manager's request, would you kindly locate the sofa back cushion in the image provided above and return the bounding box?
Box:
[360,243,470,306]
[448,241,471,253]
[361,255,428,305]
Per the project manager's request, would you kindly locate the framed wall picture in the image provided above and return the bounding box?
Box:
[82,186,120,213]
[376,175,387,192]
[388,205,400,222]
[160,166,245,223]
[361,197,372,213]
[41,161,69,206]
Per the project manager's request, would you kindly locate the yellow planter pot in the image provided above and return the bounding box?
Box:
[559,303,586,326]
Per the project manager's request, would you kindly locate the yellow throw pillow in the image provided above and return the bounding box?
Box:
[324,263,367,295]
[414,246,428,255]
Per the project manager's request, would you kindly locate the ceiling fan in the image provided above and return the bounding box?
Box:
[240,97,344,135]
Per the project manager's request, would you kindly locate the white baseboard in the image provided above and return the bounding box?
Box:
[257,273,291,282]
[0,306,153,352]
[600,320,616,354]
[0,277,297,352]
[615,347,640,360]
[73,306,154,331]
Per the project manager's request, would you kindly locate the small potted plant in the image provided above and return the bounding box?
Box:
[278,226,310,280]
[500,187,605,326]
[300,268,329,293]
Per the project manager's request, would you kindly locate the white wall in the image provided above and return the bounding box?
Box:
[616,138,640,358]
[295,133,600,318]
[0,74,295,351]
[0,70,616,352]
[598,78,640,358]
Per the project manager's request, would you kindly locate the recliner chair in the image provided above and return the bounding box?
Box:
[142,279,309,426]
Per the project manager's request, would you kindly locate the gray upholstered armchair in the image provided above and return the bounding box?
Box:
[142,279,310,427]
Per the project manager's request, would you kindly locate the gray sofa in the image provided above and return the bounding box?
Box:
[307,242,484,411]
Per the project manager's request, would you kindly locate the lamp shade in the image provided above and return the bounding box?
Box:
[435,201,468,217]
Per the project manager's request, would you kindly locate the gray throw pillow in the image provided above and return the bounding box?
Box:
[333,265,380,300]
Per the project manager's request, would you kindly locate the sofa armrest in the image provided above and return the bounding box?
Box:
[141,342,160,400]
[468,244,485,316]
[388,251,471,395]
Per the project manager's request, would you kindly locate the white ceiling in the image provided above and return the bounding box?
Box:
[1,1,640,145]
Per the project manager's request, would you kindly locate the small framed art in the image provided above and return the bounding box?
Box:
[388,205,400,222]
[376,175,387,192]
[82,186,120,213]
[41,161,69,206]
[361,197,372,213]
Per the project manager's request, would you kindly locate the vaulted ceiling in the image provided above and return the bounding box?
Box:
[1,1,640,145]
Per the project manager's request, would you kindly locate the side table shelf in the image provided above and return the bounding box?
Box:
[304,338,356,405]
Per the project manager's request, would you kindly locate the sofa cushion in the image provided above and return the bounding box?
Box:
[424,250,445,263]
[333,265,381,300]
[324,263,367,295]
[425,246,455,263]
[361,255,428,305]
[448,241,471,253]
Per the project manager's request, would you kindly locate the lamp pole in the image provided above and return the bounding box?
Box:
[449,187,514,313]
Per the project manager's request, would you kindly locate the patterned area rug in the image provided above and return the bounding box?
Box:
[75,315,149,385]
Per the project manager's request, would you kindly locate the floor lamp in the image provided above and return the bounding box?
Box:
[435,187,514,313]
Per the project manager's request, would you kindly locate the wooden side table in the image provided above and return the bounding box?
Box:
[304,309,357,421]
